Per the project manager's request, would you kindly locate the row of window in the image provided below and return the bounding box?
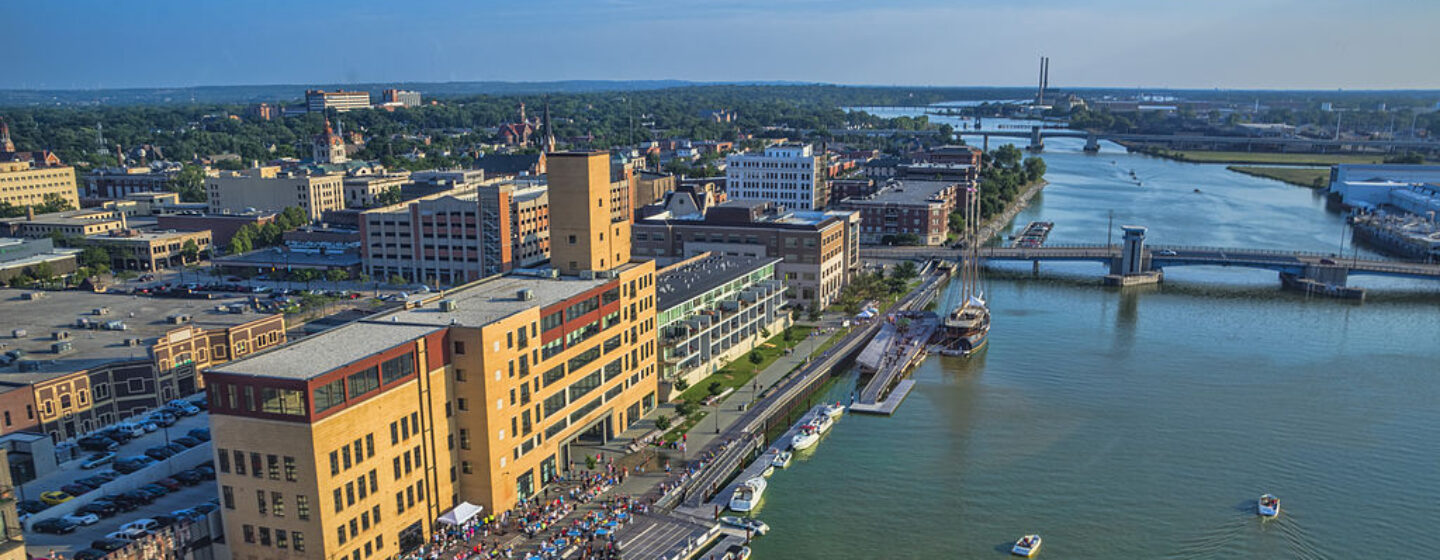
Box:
[222,486,310,519]
[241,525,305,551]
[328,433,376,476]
[217,449,299,482]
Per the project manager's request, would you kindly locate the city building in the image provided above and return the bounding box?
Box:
[383,89,422,107]
[81,162,183,200]
[156,210,276,249]
[474,153,546,178]
[0,237,80,283]
[549,152,633,276]
[0,141,78,211]
[344,172,412,208]
[314,120,348,164]
[1328,164,1440,211]
[84,228,212,271]
[306,90,372,113]
[0,291,284,442]
[913,145,982,167]
[207,166,345,221]
[634,170,676,212]
[0,450,24,560]
[250,102,277,121]
[633,200,860,309]
[725,143,824,210]
[656,254,786,389]
[829,176,961,246]
[206,151,658,560]
[0,207,126,239]
[360,179,549,286]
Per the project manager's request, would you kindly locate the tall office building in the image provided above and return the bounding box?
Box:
[208,150,659,560]
[725,143,823,210]
[549,151,631,277]
[306,90,372,113]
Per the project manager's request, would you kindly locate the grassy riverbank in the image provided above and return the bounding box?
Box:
[1227,166,1330,189]
[1135,147,1385,166]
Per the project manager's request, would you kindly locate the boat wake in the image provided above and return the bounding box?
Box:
[1165,506,1331,560]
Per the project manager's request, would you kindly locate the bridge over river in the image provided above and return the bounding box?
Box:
[862,228,1440,300]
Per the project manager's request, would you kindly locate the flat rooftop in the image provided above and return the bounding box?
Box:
[839,179,955,206]
[0,290,274,383]
[209,262,644,381]
[657,255,780,309]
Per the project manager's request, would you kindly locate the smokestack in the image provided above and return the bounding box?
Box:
[1037,56,1045,106]
[1043,57,1050,94]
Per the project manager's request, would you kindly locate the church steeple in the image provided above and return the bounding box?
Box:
[542,101,556,153]
[0,117,14,153]
[314,118,347,164]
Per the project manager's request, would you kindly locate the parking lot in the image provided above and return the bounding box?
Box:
[25,482,218,555]
[20,411,210,503]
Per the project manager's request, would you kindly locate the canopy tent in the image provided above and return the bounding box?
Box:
[437,502,484,526]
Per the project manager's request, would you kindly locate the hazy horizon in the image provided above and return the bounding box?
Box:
[5,0,1439,91]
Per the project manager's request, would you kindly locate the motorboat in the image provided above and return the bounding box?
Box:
[719,516,770,535]
[720,544,752,560]
[823,403,845,419]
[790,427,819,451]
[1011,534,1042,557]
[1258,494,1280,517]
[771,451,793,469]
[728,477,767,512]
[809,412,833,434]
[761,465,776,478]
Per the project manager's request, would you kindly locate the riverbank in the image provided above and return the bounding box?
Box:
[1124,145,1385,166]
[977,179,1048,244]
[1227,165,1329,188]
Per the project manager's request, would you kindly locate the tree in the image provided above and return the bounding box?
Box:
[948,212,966,235]
[171,164,207,202]
[36,193,73,214]
[893,261,919,281]
[654,414,672,431]
[259,223,282,246]
[707,381,725,397]
[585,455,597,471]
[673,378,690,392]
[388,274,407,287]
[31,261,55,281]
[80,246,112,269]
[676,401,699,417]
[358,273,372,285]
[376,186,403,206]
[230,224,256,254]
[325,269,350,283]
[748,350,764,368]
[181,240,200,263]
[1023,156,1047,183]
[782,327,794,342]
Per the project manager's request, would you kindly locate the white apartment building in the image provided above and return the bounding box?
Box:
[725,143,823,210]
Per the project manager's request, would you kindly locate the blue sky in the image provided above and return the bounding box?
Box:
[4,0,1438,90]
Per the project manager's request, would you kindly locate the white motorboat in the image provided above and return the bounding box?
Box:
[1011,534,1042,557]
[771,450,793,469]
[823,403,845,419]
[761,465,775,478]
[728,477,768,512]
[809,413,833,434]
[1258,494,1280,517]
[790,427,819,451]
[719,516,769,535]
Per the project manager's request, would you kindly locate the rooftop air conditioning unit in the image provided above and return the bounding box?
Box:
[439,299,458,312]
[518,289,535,301]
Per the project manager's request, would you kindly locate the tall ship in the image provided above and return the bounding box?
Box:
[937,185,990,356]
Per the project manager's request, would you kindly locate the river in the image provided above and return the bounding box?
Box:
[745,112,1440,559]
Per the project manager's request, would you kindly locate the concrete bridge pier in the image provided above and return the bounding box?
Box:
[1027,126,1045,152]
[1279,266,1365,300]
[1084,131,1100,153]
[1105,225,1163,287]
[983,134,989,152]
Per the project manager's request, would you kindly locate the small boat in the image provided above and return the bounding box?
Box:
[720,544,752,560]
[823,403,845,419]
[761,465,776,478]
[1012,534,1042,557]
[1193,188,1202,193]
[1258,494,1280,517]
[728,477,768,512]
[771,451,792,469]
[809,413,833,434]
[791,427,819,450]
[719,516,770,535]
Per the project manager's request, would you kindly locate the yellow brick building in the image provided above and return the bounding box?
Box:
[206,151,659,560]
[0,160,79,210]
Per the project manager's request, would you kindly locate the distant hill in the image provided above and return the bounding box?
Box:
[0,80,733,107]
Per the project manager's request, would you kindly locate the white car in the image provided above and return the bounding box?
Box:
[107,527,148,541]
[122,518,160,533]
[63,513,100,526]
[140,421,159,432]
[81,452,117,469]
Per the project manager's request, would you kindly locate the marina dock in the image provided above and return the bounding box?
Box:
[852,312,938,414]
[849,379,916,415]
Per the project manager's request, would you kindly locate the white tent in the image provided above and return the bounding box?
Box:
[437,502,484,526]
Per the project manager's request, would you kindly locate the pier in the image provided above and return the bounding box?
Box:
[851,312,938,414]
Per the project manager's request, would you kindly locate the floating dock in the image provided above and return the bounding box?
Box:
[852,312,937,414]
[848,379,915,415]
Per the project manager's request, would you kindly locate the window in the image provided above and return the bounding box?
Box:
[285,456,297,481]
[369,470,378,493]
[272,491,285,517]
[330,451,339,475]
[218,449,231,473]
[259,527,271,546]
[297,494,310,520]
[294,532,306,552]
[313,379,346,413]
[346,481,355,506]
[342,445,352,469]
[348,367,380,399]
[243,524,255,544]
[396,491,405,514]
[251,452,263,479]
[366,434,375,458]
[542,364,565,386]
[234,450,246,475]
[337,524,347,545]
[353,438,364,465]
[393,457,401,479]
[261,387,306,415]
[456,398,468,411]
[381,353,414,384]
[257,490,267,516]
[222,485,235,509]
[452,341,465,355]
[333,488,343,513]
[390,421,398,444]
[276,529,289,549]
[541,312,563,332]
[268,454,280,480]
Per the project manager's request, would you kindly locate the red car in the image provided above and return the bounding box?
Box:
[154,478,183,491]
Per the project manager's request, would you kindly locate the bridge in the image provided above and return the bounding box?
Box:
[955,126,1440,155]
[861,227,1440,300]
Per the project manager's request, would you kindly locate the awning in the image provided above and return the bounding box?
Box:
[437,502,484,526]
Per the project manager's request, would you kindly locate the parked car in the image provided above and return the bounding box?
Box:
[172,436,201,448]
[187,428,211,441]
[137,484,169,497]
[77,436,119,452]
[16,500,49,514]
[122,518,161,533]
[167,403,200,416]
[117,489,155,505]
[62,512,100,526]
[60,483,95,496]
[92,470,121,482]
[147,412,178,427]
[189,397,209,410]
[192,465,216,480]
[40,491,74,505]
[78,501,119,518]
[76,476,111,488]
[114,423,146,438]
[72,549,109,560]
[151,513,181,527]
[32,518,78,534]
[139,421,159,432]
[107,527,147,541]
[171,470,204,485]
[95,428,132,443]
[154,477,182,491]
[90,538,129,551]
[192,502,219,515]
[97,496,141,512]
[144,447,175,461]
[114,460,150,474]
[81,452,117,469]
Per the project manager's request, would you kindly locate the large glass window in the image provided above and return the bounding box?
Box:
[312,379,345,413]
[262,388,306,415]
[568,371,603,402]
[541,312,563,332]
[565,297,599,321]
[542,364,565,387]
[543,392,567,419]
[347,367,380,399]
[567,347,601,372]
[381,353,414,384]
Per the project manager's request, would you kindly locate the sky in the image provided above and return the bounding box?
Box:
[4,0,1439,91]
